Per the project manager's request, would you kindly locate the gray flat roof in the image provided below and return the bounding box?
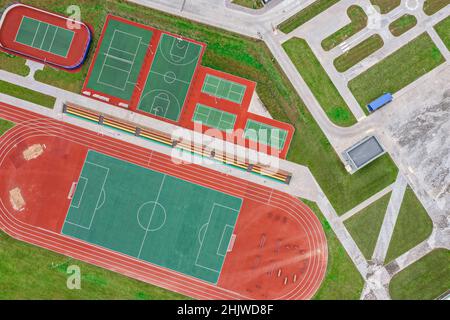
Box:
[344,136,385,169]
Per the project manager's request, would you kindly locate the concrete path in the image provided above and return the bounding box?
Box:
[371,174,408,264]
[340,183,394,222]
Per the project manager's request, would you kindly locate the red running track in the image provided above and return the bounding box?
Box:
[0,102,327,300]
[0,4,91,70]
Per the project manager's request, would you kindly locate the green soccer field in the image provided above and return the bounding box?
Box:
[137,33,203,121]
[62,151,242,284]
[85,18,153,101]
[192,103,237,131]
[244,119,288,150]
[15,16,74,57]
[202,74,247,104]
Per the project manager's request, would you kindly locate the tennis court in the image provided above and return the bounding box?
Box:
[15,16,74,57]
[62,151,242,284]
[244,120,288,150]
[137,33,203,121]
[192,104,237,131]
[202,74,247,105]
[85,18,153,101]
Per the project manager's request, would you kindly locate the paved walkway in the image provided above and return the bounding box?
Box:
[340,183,394,222]
[372,174,408,264]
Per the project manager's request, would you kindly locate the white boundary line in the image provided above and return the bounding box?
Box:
[217,224,234,257]
[16,16,75,57]
[64,157,109,230]
[70,176,88,209]
[194,203,240,274]
[137,175,167,258]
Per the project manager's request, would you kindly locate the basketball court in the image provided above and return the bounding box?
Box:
[62,151,242,284]
[137,33,203,121]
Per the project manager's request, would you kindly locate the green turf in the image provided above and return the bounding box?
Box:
[0,118,14,135]
[349,33,446,114]
[423,0,450,16]
[344,192,391,260]
[302,200,364,300]
[282,38,357,126]
[384,187,433,263]
[244,119,287,150]
[0,230,188,299]
[0,52,29,76]
[202,74,246,104]
[11,0,399,216]
[278,0,341,34]
[370,0,401,14]
[321,5,368,51]
[0,79,55,109]
[16,17,74,57]
[334,34,384,72]
[86,18,153,101]
[231,0,263,9]
[137,33,202,121]
[63,151,241,284]
[192,103,237,131]
[434,15,450,50]
[389,14,417,37]
[389,249,450,300]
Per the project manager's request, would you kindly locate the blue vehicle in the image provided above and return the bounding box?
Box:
[367,93,393,112]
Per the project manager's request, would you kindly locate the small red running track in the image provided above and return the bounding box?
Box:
[0,102,327,300]
[0,4,91,70]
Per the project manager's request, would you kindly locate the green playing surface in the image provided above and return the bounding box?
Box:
[137,33,203,121]
[62,151,242,284]
[202,74,247,104]
[192,104,237,131]
[15,16,74,57]
[244,119,288,150]
[85,18,153,101]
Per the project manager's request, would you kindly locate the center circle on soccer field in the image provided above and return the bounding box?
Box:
[137,201,167,232]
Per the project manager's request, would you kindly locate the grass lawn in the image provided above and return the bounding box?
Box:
[321,5,368,51]
[334,34,384,72]
[370,0,401,14]
[384,187,433,263]
[0,79,55,109]
[389,14,418,37]
[0,118,14,135]
[0,231,189,299]
[423,0,450,16]
[344,192,391,260]
[434,15,450,50]
[302,200,364,300]
[282,38,356,126]
[278,0,341,34]
[0,52,29,76]
[231,0,263,9]
[0,1,398,213]
[389,249,450,300]
[349,32,446,114]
